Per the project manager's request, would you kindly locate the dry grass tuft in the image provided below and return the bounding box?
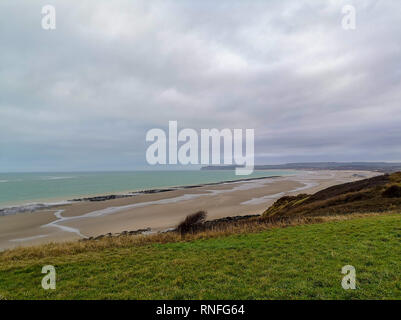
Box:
[177,210,207,235]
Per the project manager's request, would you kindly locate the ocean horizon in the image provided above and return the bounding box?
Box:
[0,170,298,209]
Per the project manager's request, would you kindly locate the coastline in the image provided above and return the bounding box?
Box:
[0,170,381,250]
[0,170,293,215]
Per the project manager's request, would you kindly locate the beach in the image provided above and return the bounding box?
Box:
[0,170,380,250]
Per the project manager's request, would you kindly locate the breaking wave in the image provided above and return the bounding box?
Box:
[40,176,76,181]
[0,201,71,216]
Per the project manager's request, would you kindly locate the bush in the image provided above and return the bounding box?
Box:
[382,185,401,198]
[177,211,207,235]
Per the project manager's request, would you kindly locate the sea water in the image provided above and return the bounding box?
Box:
[0,170,297,209]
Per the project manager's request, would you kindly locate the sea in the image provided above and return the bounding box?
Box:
[0,170,297,213]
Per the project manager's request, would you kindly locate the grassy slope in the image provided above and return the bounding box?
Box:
[263,172,401,217]
[1,213,400,300]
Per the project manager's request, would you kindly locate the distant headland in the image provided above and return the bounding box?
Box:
[201,162,401,173]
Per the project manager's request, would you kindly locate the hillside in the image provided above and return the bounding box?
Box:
[263,172,401,218]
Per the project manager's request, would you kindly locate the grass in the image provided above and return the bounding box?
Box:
[1,213,400,300]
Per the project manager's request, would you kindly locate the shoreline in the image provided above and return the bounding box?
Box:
[0,170,382,250]
[0,168,379,215]
[0,173,287,216]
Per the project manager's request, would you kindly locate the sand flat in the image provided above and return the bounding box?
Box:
[0,170,381,250]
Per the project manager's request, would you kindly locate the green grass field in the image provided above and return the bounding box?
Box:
[1,213,400,300]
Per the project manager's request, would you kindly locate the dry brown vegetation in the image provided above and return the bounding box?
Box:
[383,185,401,198]
[177,210,207,235]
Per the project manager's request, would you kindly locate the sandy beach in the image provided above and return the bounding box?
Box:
[0,170,381,250]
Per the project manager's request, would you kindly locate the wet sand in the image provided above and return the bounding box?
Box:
[0,170,381,250]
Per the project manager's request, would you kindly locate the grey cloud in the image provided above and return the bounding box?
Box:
[0,0,400,171]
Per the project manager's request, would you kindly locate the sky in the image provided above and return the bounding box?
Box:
[0,0,400,172]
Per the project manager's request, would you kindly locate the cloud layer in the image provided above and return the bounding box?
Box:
[1,0,400,171]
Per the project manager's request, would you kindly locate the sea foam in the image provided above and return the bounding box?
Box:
[0,201,71,216]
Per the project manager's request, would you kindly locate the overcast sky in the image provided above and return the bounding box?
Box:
[0,0,400,172]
